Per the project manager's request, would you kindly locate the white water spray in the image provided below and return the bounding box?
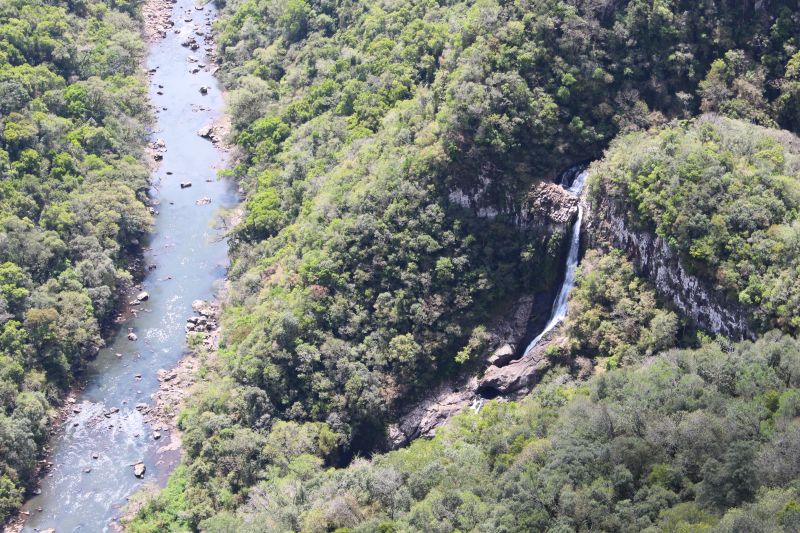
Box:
[522,168,588,356]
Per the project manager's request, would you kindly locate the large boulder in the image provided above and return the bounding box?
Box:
[487,343,515,367]
[519,181,579,229]
[477,329,566,396]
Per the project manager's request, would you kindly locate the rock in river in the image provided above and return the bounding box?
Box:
[136,291,149,302]
[192,299,214,317]
[133,461,146,478]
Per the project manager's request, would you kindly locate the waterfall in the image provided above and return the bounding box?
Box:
[522,168,588,356]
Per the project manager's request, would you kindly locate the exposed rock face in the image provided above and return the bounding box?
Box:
[448,171,507,220]
[389,293,545,448]
[487,343,515,366]
[192,299,216,318]
[585,187,752,339]
[518,181,579,229]
[477,331,562,396]
[389,177,583,449]
[388,380,478,447]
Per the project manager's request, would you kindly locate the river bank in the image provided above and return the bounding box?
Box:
[14,0,238,528]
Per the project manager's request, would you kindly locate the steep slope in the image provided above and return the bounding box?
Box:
[156,332,800,532]
[128,0,800,530]
[587,116,800,338]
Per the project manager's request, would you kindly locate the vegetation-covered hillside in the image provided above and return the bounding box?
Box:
[139,332,800,532]
[590,116,800,335]
[129,0,800,531]
[0,0,151,519]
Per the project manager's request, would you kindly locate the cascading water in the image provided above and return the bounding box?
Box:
[522,168,588,356]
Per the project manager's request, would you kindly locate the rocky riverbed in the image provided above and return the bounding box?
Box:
[16,0,239,528]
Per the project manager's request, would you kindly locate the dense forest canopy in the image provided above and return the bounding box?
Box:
[139,332,800,532]
[3,0,800,529]
[208,0,800,463]
[128,0,800,531]
[590,116,800,335]
[0,0,150,519]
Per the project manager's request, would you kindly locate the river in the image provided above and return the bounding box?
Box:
[19,0,237,530]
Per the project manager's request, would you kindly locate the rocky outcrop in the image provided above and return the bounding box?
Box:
[477,330,564,396]
[517,181,579,229]
[388,380,477,446]
[388,292,552,448]
[585,187,753,339]
[389,176,583,449]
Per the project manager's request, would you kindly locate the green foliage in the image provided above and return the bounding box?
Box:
[134,0,800,529]
[124,0,800,529]
[0,0,151,521]
[567,249,681,366]
[590,116,800,334]
[698,50,776,127]
[137,334,800,531]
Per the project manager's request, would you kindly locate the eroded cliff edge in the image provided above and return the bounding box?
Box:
[584,174,754,340]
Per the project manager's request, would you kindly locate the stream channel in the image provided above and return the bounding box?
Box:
[20,0,237,529]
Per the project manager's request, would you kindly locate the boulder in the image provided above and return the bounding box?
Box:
[199,86,209,94]
[196,197,212,205]
[180,181,192,189]
[127,332,138,341]
[192,299,214,317]
[477,331,565,396]
[133,461,146,478]
[136,291,149,302]
[487,343,515,367]
[520,181,579,228]
[388,382,476,447]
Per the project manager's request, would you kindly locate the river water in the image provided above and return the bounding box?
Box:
[20,1,237,530]
[522,168,588,356]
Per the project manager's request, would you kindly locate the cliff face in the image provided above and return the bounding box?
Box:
[387,293,556,449]
[585,184,753,340]
[387,179,580,449]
